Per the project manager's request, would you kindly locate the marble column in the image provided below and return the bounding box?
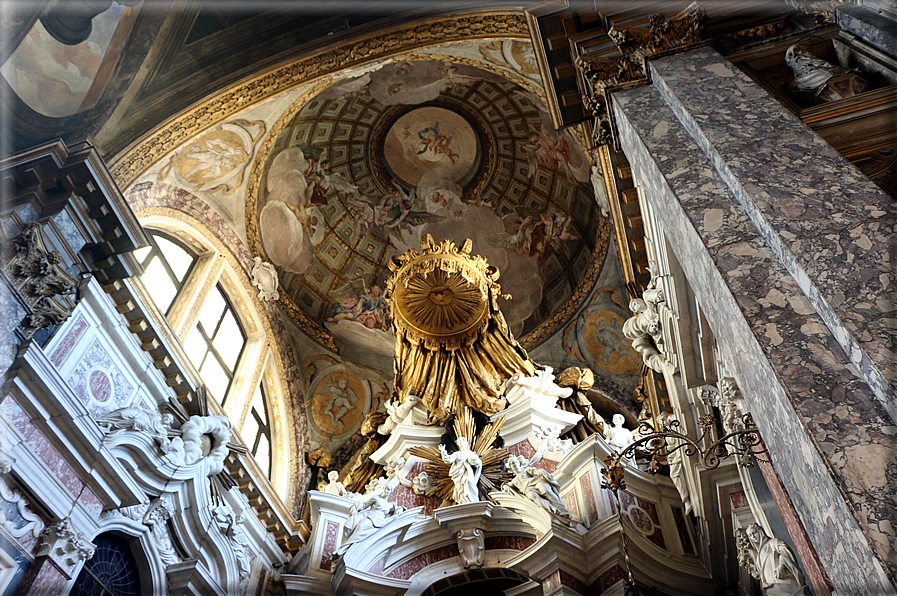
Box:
[13,556,69,595]
[611,47,897,594]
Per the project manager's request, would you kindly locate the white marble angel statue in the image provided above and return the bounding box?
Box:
[607,414,636,466]
[504,441,572,524]
[440,437,482,504]
[335,486,404,557]
[95,405,174,452]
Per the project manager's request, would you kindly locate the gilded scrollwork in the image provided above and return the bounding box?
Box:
[2,224,81,338]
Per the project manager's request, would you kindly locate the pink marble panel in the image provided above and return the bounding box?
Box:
[505,440,557,472]
[729,489,748,510]
[593,565,626,593]
[320,521,339,571]
[385,544,459,579]
[254,568,267,596]
[580,472,598,524]
[0,395,31,430]
[79,486,103,519]
[388,482,436,516]
[671,506,694,556]
[484,535,535,551]
[757,445,833,596]
[49,314,89,367]
[544,570,588,594]
[20,558,68,594]
[619,492,665,549]
[562,490,579,524]
[367,556,385,576]
[21,426,83,498]
[66,339,134,416]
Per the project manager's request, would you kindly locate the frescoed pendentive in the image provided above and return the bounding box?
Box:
[252,59,603,348]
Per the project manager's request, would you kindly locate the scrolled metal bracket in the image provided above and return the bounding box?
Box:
[600,413,767,592]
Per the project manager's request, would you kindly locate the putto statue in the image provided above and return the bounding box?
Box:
[322,470,350,497]
[386,235,536,424]
[439,437,482,505]
[607,414,637,466]
[622,273,671,374]
[737,523,809,596]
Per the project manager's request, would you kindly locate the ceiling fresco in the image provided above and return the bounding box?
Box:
[129,37,633,480]
[248,58,603,354]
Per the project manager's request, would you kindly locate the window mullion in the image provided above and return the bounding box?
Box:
[171,252,224,340]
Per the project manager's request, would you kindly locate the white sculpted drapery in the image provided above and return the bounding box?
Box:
[743,523,808,596]
[440,437,482,504]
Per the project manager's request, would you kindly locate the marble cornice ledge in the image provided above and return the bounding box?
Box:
[370,424,445,466]
[282,574,335,596]
[505,520,589,586]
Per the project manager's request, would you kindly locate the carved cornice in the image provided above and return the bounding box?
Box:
[575,2,708,147]
[574,55,647,146]
[109,11,529,189]
[608,2,707,65]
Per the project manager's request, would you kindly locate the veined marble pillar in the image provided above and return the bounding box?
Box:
[611,47,897,594]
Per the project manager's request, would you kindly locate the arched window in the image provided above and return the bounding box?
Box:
[182,285,247,403]
[71,534,140,596]
[242,382,273,477]
[131,213,289,498]
[133,231,196,315]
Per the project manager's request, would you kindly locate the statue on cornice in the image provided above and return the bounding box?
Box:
[95,405,175,452]
[607,414,637,466]
[785,41,866,102]
[335,481,405,557]
[504,444,572,524]
[386,235,536,425]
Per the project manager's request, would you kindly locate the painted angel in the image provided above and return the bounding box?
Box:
[322,377,357,431]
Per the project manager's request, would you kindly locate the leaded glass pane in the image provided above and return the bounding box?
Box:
[71,534,140,596]
[200,356,229,401]
[255,433,270,475]
[141,256,178,313]
[155,235,193,282]
[198,288,226,334]
[183,326,207,369]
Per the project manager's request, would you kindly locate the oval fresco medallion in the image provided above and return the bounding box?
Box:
[310,370,367,435]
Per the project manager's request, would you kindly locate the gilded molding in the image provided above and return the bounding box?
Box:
[2,224,81,337]
[110,11,529,189]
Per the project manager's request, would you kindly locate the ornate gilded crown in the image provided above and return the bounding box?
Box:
[385,234,509,350]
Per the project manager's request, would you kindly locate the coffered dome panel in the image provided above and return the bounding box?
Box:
[249,59,607,347]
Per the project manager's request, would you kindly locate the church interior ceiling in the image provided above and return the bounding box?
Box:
[122,36,638,470]
[2,2,644,485]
